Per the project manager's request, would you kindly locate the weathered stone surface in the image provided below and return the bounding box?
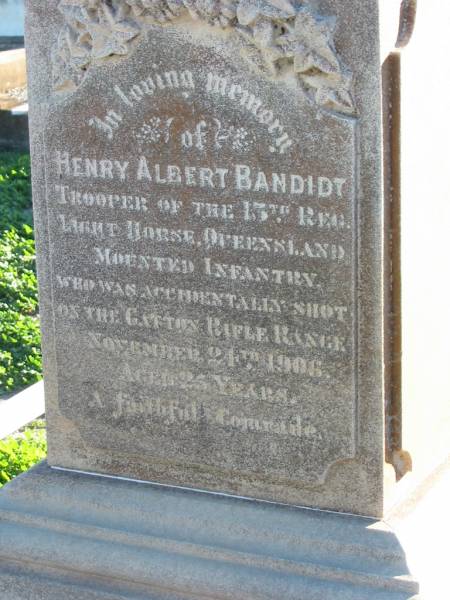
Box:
[26,0,386,516]
[0,462,421,599]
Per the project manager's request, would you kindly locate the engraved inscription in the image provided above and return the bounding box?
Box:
[87,70,294,154]
[44,43,357,489]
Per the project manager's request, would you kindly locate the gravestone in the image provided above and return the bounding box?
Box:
[30,0,381,517]
[0,1,449,598]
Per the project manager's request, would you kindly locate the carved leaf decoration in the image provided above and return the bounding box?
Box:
[303,71,354,112]
[83,5,140,59]
[53,28,91,90]
[236,0,295,25]
[58,0,102,27]
[136,0,183,23]
[271,8,353,114]
[293,8,340,73]
[52,0,356,115]
[58,0,91,8]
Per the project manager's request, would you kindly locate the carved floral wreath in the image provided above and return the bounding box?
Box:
[53,0,355,115]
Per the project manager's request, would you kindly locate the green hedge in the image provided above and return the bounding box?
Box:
[0,420,46,487]
[0,153,42,394]
[0,153,33,233]
[0,155,46,487]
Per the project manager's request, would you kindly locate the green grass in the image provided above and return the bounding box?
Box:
[0,152,42,394]
[0,420,46,487]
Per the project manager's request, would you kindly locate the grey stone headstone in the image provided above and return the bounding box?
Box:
[27,0,391,517]
[2,2,447,597]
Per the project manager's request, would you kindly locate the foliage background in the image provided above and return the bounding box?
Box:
[0,152,45,486]
[0,152,42,394]
[0,420,46,488]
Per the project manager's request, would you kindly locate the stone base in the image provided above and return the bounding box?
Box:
[0,463,421,599]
